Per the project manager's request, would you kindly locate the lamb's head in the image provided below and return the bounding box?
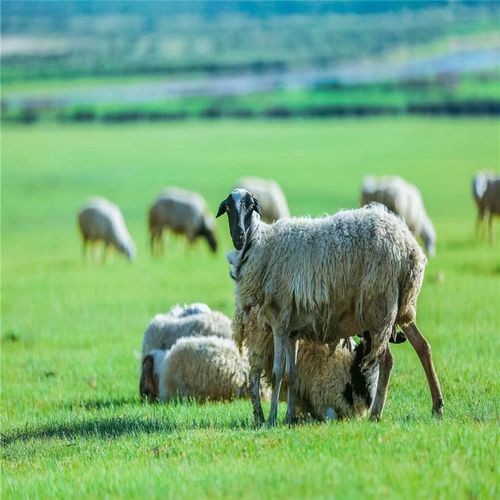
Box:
[139,350,165,401]
[216,189,262,250]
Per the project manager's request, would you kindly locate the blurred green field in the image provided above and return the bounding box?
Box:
[1,119,499,498]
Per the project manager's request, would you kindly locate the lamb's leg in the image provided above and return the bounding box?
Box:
[81,240,88,263]
[250,368,265,426]
[268,332,286,427]
[403,322,444,418]
[284,337,298,425]
[370,346,394,421]
[488,211,495,243]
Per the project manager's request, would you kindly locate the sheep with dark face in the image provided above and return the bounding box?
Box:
[217,188,443,425]
[78,197,136,262]
[148,188,217,255]
[472,173,500,241]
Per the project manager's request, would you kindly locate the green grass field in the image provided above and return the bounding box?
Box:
[1,119,499,498]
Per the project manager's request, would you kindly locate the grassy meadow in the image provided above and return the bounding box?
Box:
[1,118,499,498]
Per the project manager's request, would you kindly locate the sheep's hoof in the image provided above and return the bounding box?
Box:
[267,416,278,427]
[432,400,444,419]
[369,413,381,422]
[284,414,298,426]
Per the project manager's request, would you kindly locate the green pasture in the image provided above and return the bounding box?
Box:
[1,119,499,498]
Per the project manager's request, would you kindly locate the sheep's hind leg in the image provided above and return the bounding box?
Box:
[370,345,394,421]
[268,332,286,427]
[284,337,298,425]
[250,368,265,426]
[403,322,444,418]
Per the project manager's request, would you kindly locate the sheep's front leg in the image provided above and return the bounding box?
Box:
[370,345,394,421]
[268,332,286,427]
[250,368,265,426]
[284,337,298,425]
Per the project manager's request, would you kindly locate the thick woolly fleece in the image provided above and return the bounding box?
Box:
[141,305,232,359]
[361,176,436,256]
[78,197,136,259]
[154,336,249,402]
[232,203,426,366]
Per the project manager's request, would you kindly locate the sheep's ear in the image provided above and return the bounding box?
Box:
[216,198,228,218]
[252,196,262,216]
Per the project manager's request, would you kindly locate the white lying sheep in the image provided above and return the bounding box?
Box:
[148,187,217,255]
[139,336,249,402]
[361,176,436,256]
[235,177,290,223]
[141,304,232,359]
[218,189,443,426]
[77,197,136,262]
[472,172,500,241]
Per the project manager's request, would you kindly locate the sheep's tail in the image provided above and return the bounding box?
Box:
[232,311,246,355]
[397,246,427,327]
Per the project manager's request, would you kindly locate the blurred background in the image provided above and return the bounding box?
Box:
[2,0,500,123]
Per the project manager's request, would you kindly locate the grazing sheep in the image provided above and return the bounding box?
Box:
[360,176,436,256]
[217,189,443,425]
[233,305,380,422]
[235,177,290,222]
[472,173,500,241]
[77,197,136,262]
[140,336,249,402]
[148,188,217,255]
[141,304,232,359]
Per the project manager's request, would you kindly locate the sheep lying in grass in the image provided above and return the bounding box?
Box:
[235,177,290,222]
[472,172,500,241]
[361,176,436,256]
[218,189,443,425]
[141,304,232,359]
[148,187,217,255]
[140,336,249,402]
[77,197,136,262]
[233,296,379,422]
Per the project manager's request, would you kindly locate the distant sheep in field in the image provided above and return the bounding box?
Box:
[77,197,136,262]
[472,172,500,241]
[141,304,232,360]
[361,176,437,256]
[217,189,443,426]
[140,336,249,402]
[235,177,290,223]
[148,188,217,255]
[233,305,380,421]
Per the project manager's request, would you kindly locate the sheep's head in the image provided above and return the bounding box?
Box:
[216,189,261,250]
[139,354,159,401]
[199,217,218,253]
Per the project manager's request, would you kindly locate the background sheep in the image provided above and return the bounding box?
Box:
[360,176,436,256]
[140,336,249,402]
[141,304,232,359]
[234,306,379,422]
[148,187,217,255]
[218,189,443,425]
[77,197,136,262]
[235,176,290,222]
[472,172,500,240]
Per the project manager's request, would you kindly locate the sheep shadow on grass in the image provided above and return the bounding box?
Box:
[1,409,253,447]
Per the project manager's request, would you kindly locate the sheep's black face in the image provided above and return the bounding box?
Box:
[216,189,261,250]
[139,355,159,401]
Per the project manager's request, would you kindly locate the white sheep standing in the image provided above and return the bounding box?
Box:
[360,176,437,256]
[235,177,290,223]
[141,304,232,359]
[77,197,136,262]
[472,172,500,241]
[217,189,443,426]
[233,305,380,422]
[139,336,249,402]
[148,187,217,255]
